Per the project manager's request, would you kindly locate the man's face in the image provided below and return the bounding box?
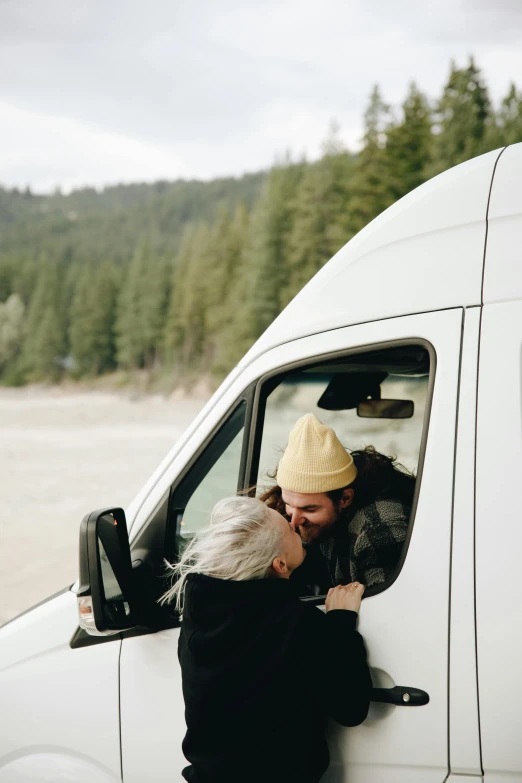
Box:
[281,489,350,544]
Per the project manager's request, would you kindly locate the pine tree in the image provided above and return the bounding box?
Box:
[430,57,492,176]
[385,82,432,201]
[69,264,118,376]
[115,252,145,370]
[219,159,304,369]
[163,222,211,373]
[492,83,522,147]
[164,224,197,367]
[19,262,66,381]
[0,293,25,372]
[349,85,393,233]
[115,244,170,370]
[283,129,355,305]
[141,255,170,370]
[204,203,250,375]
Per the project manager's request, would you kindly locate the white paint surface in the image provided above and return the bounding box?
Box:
[0,591,121,781]
[483,142,522,306]
[476,300,522,782]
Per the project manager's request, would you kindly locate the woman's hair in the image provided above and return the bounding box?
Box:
[260,445,416,516]
[160,495,285,613]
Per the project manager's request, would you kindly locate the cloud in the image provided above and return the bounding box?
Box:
[1,0,522,191]
[0,101,183,192]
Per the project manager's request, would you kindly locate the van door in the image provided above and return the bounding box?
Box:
[119,308,462,783]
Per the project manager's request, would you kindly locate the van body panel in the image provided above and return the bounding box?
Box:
[0,753,119,783]
[121,308,463,782]
[0,592,121,781]
[446,777,483,783]
[238,149,501,367]
[120,628,184,782]
[483,143,522,306]
[476,300,522,781]
[449,306,482,776]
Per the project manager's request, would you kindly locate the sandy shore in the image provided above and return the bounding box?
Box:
[0,386,208,625]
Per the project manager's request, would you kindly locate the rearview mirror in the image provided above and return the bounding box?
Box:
[77,507,137,636]
[357,399,414,419]
[317,371,387,411]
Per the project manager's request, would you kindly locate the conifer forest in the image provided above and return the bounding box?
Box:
[2,59,521,388]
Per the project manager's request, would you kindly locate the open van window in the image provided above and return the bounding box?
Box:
[161,343,431,599]
[250,343,431,596]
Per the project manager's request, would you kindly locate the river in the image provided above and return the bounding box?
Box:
[0,387,207,625]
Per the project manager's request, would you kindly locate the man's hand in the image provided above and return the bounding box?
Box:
[325,582,365,614]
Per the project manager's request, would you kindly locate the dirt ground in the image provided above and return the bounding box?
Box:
[0,386,207,625]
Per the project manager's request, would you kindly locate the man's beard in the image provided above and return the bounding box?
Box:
[299,504,346,544]
[299,511,340,544]
[298,525,322,544]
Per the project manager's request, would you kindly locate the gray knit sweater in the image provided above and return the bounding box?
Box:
[319,498,411,588]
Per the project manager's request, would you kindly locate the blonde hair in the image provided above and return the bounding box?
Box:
[160,496,285,612]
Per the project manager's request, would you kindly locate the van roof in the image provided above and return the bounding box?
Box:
[241,143,522,367]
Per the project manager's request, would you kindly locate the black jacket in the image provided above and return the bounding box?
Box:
[178,573,372,783]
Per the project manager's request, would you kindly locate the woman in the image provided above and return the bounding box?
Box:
[161,495,372,783]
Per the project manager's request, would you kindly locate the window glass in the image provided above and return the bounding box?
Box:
[257,348,429,488]
[179,403,246,539]
[255,345,430,594]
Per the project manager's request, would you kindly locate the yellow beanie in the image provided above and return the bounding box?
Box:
[277,414,357,494]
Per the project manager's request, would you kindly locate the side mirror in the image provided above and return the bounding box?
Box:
[77,507,137,636]
[357,399,414,419]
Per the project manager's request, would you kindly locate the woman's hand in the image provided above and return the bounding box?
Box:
[325,582,365,614]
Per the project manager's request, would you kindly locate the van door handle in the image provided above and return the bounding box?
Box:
[371,686,429,706]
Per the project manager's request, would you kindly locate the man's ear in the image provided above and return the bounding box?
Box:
[339,488,354,509]
[271,556,288,576]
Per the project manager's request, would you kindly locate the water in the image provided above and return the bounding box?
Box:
[0,388,206,625]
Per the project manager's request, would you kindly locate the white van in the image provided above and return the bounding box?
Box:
[1,142,521,783]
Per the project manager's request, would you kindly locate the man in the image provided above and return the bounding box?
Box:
[262,413,415,590]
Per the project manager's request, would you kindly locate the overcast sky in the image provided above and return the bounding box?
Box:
[1,0,522,193]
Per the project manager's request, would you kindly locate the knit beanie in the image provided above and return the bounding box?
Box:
[276,413,357,494]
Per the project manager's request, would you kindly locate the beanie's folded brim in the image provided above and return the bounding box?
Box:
[277,462,357,494]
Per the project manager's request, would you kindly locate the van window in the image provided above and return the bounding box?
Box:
[165,344,430,595]
[169,402,247,557]
[252,344,430,593]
